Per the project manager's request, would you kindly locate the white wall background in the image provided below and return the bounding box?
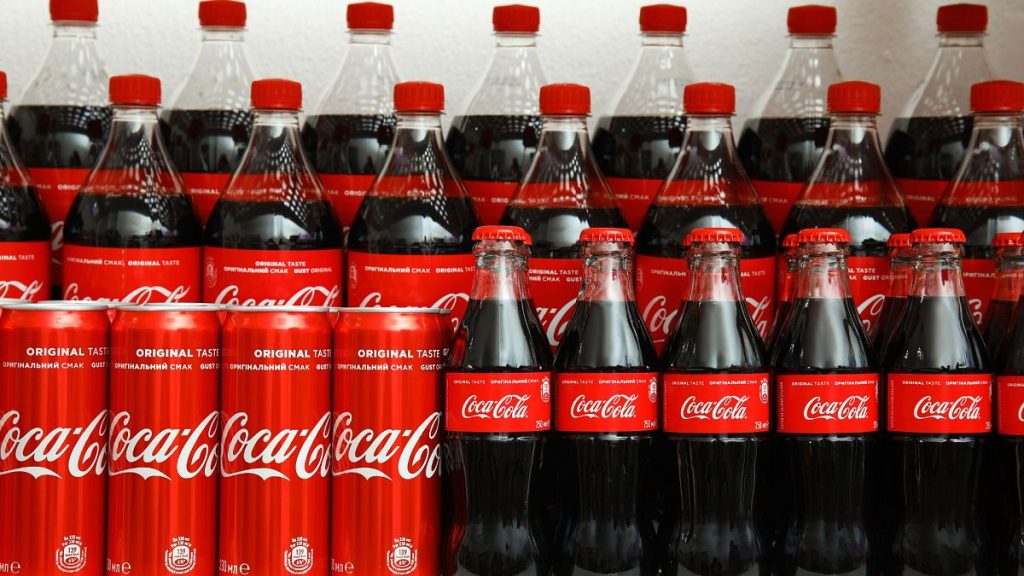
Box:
[2,0,1024,133]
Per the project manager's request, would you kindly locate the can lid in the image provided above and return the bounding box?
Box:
[798,227,851,244]
[114,303,223,313]
[580,227,634,244]
[971,80,1024,113]
[110,74,161,106]
[199,0,246,27]
[640,4,687,33]
[887,233,912,249]
[251,78,302,110]
[50,0,98,22]
[0,71,7,101]
[394,81,444,113]
[993,232,1024,248]
[224,304,330,314]
[684,82,735,115]
[685,227,744,246]
[347,2,394,30]
[782,233,799,249]
[937,3,987,34]
[493,4,540,33]
[788,5,837,35]
[473,225,532,245]
[828,81,881,114]
[540,83,590,116]
[910,227,966,244]
[2,301,109,312]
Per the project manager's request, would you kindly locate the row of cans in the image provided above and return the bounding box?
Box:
[0,301,451,576]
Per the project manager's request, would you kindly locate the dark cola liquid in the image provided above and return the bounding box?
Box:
[782,205,915,255]
[985,299,1015,354]
[64,192,201,248]
[0,185,49,242]
[444,298,552,576]
[636,204,775,260]
[501,207,627,258]
[551,300,658,576]
[772,297,882,576]
[204,198,341,250]
[882,295,992,576]
[661,300,769,576]
[161,108,252,173]
[301,113,394,175]
[996,302,1024,576]
[884,116,974,181]
[592,115,686,179]
[873,295,907,353]
[447,115,543,182]
[349,195,476,254]
[6,104,111,168]
[737,117,830,182]
[930,205,1024,259]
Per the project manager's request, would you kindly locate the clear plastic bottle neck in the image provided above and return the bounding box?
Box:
[793,244,854,300]
[909,243,967,297]
[89,104,179,192]
[687,243,743,302]
[805,113,900,203]
[470,240,531,301]
[460,33,546,116]
[229,108,322,200]
[951,112,1024,184]
[373,111,465,192]
[578,242,635,302]
[170,27,254,110]
[20,21,107,106]
[751,34,841,118]
[902,32,992,118]
[610,32,692,117]
[665,114,760,204]
[395,111,446,147]
[312,30,399,116]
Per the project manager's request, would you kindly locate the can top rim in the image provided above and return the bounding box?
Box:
[224,304,331,314]
[333,306,452,315]
[115,303,223,313]
[2,301,110,312]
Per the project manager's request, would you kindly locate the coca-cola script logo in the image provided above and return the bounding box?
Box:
[0,279,43,301]
[678,395,750,421]
[331,411,440,481]
[0,410,108,479]
[108,411,219,480]
[220,412,331,481]
[359,292,469,326]
[856,294,886,332]
[569,393,639,420]
[746,295,771,336]
[213,285,341,307]
[913,395,983,421]
[537,298,576,346]
[802,395,871,421]
[641,295,678,340]
[461,394,532,420]
[64,283,192,304]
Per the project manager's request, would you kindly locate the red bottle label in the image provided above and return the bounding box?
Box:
[998,375,1024,436]
[27,167,91,284]
[346,251,475,326]
[888,373,993,434]
[777,373,880,434]
[848,256,890,333]
[962,257,995,326]
[464,180,518,226]
[751,180,804,232]
[528,257,582,348]
[203,246,343,307]
[445,372,552,433]
[663,373,771,434]
[180,172,230,227]
[895,178,949,225]
[0,241,50,301]
[318,173,376,230]
[605,177,663,231]
[63,245,201,303]
[554,372,659,432]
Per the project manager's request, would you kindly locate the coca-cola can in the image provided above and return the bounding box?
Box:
[332,307,451,576]
[0,301,110,576]
[106,303,221,576]
[220,305,332,576]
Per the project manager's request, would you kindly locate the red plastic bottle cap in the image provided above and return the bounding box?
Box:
[970,80,1024,113]
[493,5,540,33]
[472,225,532,245]
[251,79,302,110]
[50,0,98,22]
[782,234,799,249]
[393,81,444,113]
[640,4,687,33]
[684,83,735,115]
[0,72,7,101]
[788,5,837,35]
[347,2,394,30]
[579,227,634,244]
[109,75,161,106]
[937,3,987,33]
[797,227,851,244]
[199,0,246,28]
[685,227,744,246]
[993,232,1023,248]
[539,83,590,116]
[887,233,912,249]
[910,228,966,244]
[828,81,881,114]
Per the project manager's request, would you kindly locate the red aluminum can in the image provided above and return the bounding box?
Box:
[106,303,221,576]
[220,306,332,576]
[332,308,451,576]
[0,301,110,576]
